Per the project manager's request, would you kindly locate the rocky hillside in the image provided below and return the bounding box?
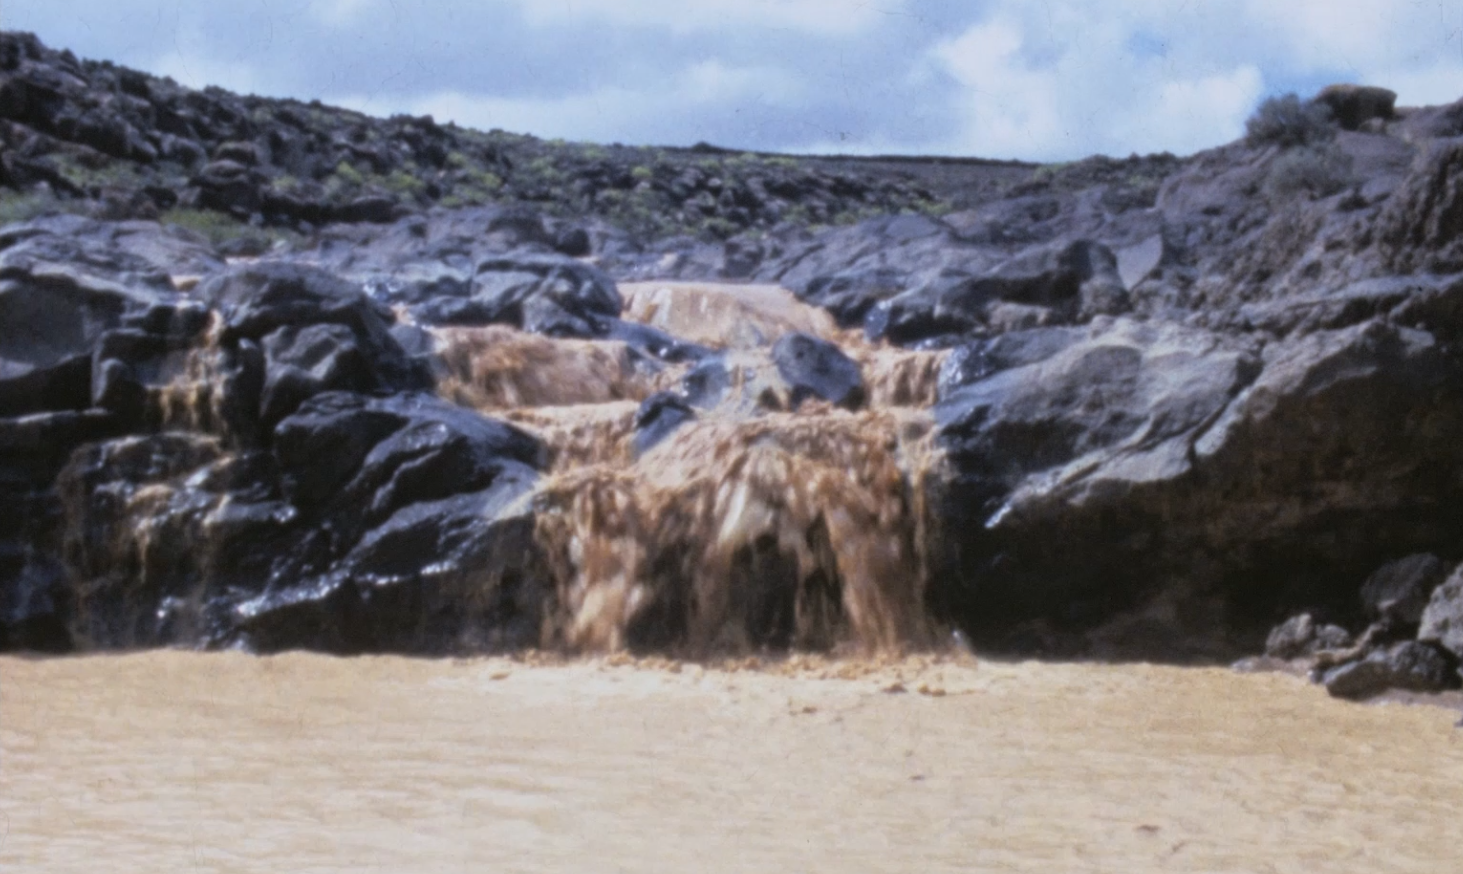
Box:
[0,30,1040,243]
[7,31,1463,703]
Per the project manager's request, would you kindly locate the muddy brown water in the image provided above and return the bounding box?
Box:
[424,281,947,655]
[4,652,1463,873]
[15,283,1461,869]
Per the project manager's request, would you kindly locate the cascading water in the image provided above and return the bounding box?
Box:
[434,281,949,656]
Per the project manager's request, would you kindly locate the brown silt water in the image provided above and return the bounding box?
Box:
[10,283,1456,872]
[436,281,945,654]
[4,652,1462,872]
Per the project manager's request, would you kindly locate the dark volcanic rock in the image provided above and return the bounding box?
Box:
[231,474,545,655]
[198,262,433,433]
[797,267,911,329]
[1321,640,1459,700]
[1312,84,1397,131]
[1419,564,1463,658]
[57,390,548,653]
[1264,612,1352,660]
[465,254,622,337]
[933,316,1463,657]
[364,247,624,338]
[0,218,192,417]
[634,391,696,456]
[862,239,1124,346]
[771,332,865,409]
[272,391,544,514]
[1359,553,1448,626]
[1377,138,1463,274]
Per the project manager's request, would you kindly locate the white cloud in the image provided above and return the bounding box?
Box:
[510,0,899,34]
[309,0,378,27]
[1239,0,1462,74]
[1378,61,1463,106]
[150,50,264,96]
[334,60,804,142]
[35,0,1462,161]
[925,12,1264,160]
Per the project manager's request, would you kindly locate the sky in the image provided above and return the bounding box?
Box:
[5,1,1463,161]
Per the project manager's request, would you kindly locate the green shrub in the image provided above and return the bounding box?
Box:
[333,161,366,187]
[0,191,82,225]
[161,208,254,244]
[1262,144,1354,201]
[383,170,426,196]
[630,165,655,182]
[1246,94,1335,148]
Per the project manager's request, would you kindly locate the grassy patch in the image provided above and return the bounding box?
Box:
[160,208,296,247]
[0,190,85,225]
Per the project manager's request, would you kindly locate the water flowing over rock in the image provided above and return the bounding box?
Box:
[8,29,1463,690]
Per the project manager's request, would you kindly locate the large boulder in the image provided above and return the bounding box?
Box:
[1312,85,1397,131]
[1359,553,1448,626]
[771,332,865,409]
[1419,564,1463,657]
[864,240,1125,346]
[0,220,188,417]
[364,250,623,338]
[196,262,433,436]
[1264,612,1351,660]
[56,390,549,653]
[1321,640,1458,700]
[933,316,1463,656]
[229,474,546,655]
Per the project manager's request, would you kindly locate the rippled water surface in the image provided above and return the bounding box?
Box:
[3,652,1462,872]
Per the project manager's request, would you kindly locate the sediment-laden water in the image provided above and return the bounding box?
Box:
[3,652,1460,873]
[430,280,947,655]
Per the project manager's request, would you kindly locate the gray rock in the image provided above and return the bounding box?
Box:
[57,391,547,653]
[1321,640,1458,700]
[934,314,1463,649]
[634,391,696,456]
[1265,613,1352,660]
[1359,553,1448,625]
[1419,564,1463,657]
[1312,84,1397,131]
[771,332,865,409]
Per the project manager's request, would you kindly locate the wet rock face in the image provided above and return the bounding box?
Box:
[1321,641,1459,700]
[1419,566,1463,658]
[8,35,1463,675]
[198,262,434,437]
[59,391,546,653]
[633,391,695,456]
[771,332,865,410]
[1359,554,1448,626]
[932,315,1463,658]
[1264,613,1351,660]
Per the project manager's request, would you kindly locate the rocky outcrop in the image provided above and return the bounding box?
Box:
[0,31,943,240]
[8,31,1463,698]
[1320,640,1458,700]
[1312,85,1397,131]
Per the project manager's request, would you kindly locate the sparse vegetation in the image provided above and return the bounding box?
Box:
[1245,94,1336,149]
[1262,145,1354,201]
[0,190,85,225]
[0,31,956,243]
[333,161,366,187]
[160,207,295,248]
